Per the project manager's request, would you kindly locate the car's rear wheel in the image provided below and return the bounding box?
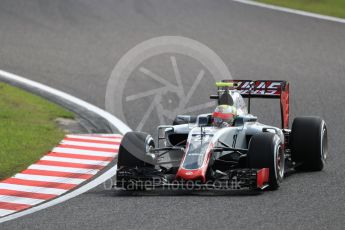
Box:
[247,133,284,190]
[290,116,327,171]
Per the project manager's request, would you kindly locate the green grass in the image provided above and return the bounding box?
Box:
[257,0,345,19]
[0,82,74,180]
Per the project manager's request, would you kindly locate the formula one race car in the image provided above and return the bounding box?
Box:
[115,80,328,191]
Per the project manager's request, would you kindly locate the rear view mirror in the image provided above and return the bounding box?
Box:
[197,116,209,127]
[173,115,197,125]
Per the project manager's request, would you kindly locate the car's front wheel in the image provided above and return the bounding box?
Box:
[116,132,156,191]
[117,131,156,168]
[247,133,284,190]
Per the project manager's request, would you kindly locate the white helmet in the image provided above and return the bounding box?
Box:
[212,105,237,127]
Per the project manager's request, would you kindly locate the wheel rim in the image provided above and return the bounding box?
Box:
[276,144,285,180]
[321,125,328,162]
[145,135,155,153]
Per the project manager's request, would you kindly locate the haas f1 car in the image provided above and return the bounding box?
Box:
[115,80,328,191]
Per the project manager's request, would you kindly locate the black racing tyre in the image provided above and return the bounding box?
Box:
[290,116,328,171]
[117,131,156,168]
[247,133,284,190]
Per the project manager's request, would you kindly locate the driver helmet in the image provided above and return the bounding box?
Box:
[212,105,237,127]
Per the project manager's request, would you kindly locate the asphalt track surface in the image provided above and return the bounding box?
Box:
[1,0,345,229]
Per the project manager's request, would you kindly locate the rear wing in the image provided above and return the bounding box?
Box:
[216,80,290,129]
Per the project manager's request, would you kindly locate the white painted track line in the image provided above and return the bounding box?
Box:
[87,134,123,137]
[28,165,99,175]
[66,135,122,142]
[13,174,85,185]
[0,68,128,222]
[0,184,67,195]
[0,209,16,216]
[52,147,117,157]
[0,164,118,223]
[0,196,45,206]
[61,140,120,149]
[233,0,345,24]
[41,156,109,166]
[0,132,122,219]
[0,69,131,134]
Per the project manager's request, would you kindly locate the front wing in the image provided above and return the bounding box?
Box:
[115,167,270,191]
